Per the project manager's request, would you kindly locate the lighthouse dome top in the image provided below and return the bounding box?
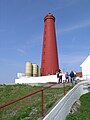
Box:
[44,13,55,22]
[47,13,53,16]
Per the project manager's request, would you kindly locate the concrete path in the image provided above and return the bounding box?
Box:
[28,82,72,88]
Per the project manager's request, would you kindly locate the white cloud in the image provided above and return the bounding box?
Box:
[59,54,86,71]
[21,32,43,49]
[63,55,84,64]
[17,48,26,54]
[58,19,90,34]
[53,0,81,12]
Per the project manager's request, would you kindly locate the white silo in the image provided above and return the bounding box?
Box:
[25,62,32,76]
[32,64,38,77]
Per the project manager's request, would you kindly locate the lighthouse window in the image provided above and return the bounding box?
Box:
[45,30,46,34]
[44,44,46,48]
[44,51,45,55]
[43,60,45,63]
[45,24,47,28]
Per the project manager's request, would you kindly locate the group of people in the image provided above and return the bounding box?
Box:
[56,69,77,85]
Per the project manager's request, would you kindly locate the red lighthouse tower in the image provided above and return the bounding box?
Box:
[41,13,59,76]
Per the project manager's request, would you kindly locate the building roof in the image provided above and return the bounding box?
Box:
[76,72,82,77]
[80,55,90,67]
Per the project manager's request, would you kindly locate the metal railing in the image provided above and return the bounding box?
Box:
[0,82,68,119]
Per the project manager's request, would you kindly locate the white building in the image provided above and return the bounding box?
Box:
[80,55,90,80]
[15,74,66,84]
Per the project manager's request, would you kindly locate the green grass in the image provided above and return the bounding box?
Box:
[0,84,70,120]
[66,92,90,120]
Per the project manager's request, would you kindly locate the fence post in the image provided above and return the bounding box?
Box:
[63,81,66,95]
[41,89,44,117]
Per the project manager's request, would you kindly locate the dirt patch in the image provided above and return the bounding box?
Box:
[70,99,81,113]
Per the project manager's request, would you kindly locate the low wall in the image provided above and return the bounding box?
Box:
[43,81,90,120]
[15,74,66,84]
[15,75,58,84]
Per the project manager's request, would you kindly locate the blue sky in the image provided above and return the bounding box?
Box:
[0,0,90,83]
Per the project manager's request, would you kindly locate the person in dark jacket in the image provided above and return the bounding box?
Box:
[65,72,69,83]
[56,69,62,83]
[70,71,75,83]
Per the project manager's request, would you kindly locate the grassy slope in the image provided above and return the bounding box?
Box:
[0,84,70,120]
[66,92,90,120]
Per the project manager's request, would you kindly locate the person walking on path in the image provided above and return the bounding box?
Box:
[70,71,75,83]
[65,72,69,83]
[56,69,63,83]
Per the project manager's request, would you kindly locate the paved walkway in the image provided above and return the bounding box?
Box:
[34,82,72,88]
[28,82,73,88]
[51,82,72,88]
